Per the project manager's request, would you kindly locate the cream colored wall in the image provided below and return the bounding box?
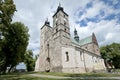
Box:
[61,46,106,73]
[61,47,76,68]
[75,50,85,68]
[61,46,86,73]
[61,46,94,69]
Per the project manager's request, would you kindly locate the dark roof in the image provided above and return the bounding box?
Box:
[41,19,52,29]
[53,5,68,17]
[41,24,52,29]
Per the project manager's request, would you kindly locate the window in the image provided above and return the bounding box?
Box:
[65,28,66,31]
[65,52,69,61]
[80,51,83,61]
[46,57,50,62]
[64,21,66,26]
[56,23,58,26]
[56,28,58,32]
[80,51,82,61]
[47,44,49,47]
[64,15,65,17]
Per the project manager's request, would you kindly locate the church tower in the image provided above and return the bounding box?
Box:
[50,4,71,72]
[52,4,70,45]
[38,19,52,72]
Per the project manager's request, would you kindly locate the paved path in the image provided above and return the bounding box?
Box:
[29,74,69,79]
[29,74,120,80]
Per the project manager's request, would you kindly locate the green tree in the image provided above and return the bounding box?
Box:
[24,50,35,71]
[0,0,16,74]
[0,0,29,74]
[0,0,16,25]
[0,22,29,73]
[100,43,120,69]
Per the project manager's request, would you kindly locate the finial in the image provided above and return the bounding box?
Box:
[59,2,61,7]
[45,17,50,26]
[57,2,63,11]
[74,27,77,32]
[46,17,48,22]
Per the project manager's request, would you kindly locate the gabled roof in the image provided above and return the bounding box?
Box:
[71,33,98,46]
[79,36,92,46]
[71,35,93,46]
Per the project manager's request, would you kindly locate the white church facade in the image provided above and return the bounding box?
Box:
[35,5,106,73]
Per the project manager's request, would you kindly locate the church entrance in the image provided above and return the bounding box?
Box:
[45,57,50,72]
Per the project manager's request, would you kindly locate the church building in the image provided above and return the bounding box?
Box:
[35,4,106,73]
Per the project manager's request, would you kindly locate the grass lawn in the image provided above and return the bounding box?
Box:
[37,72,120,77]
[0,72,57,80]
[0,72,120,80]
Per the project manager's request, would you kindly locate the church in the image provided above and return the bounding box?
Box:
[35,4,106,73]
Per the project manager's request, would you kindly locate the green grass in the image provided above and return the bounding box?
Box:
[1,72,120,80]
[0,73,58,80]
[37,72,120,77]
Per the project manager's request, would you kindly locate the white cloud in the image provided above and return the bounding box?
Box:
[13,0,120,55]
[75,19,120,46]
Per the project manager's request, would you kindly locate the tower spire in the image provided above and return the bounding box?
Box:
[45,17,50,26]
[74,28,79,42]
[59,2,61,7]
[46,17,48,22]
[57,3,63,12]
[74,28,77,36]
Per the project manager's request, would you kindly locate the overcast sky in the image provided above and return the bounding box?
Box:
[13,0,120,55]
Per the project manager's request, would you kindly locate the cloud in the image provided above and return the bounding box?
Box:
[13,0,120,55]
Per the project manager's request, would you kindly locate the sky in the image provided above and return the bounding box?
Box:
[13,0,120,56]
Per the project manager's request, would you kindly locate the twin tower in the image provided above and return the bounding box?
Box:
[35,4,106,73]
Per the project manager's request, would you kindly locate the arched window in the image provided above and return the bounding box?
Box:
[64,21,66,26]
[64,15,65,17]
[56,23,58,26]
[65,52,69,61]
[65,28,66,32]
[80,51,82,61]
[56,28,58,32]
[80,51,83,61]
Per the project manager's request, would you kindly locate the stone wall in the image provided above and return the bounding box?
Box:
[81,43,100,55]
[61,45,106,73]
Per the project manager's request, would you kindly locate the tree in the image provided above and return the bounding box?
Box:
[0,0,16,74]
[0,22,29,73]
[0,0,29,74]
[0,0,16,26]
[100,43,120,69]
[24,50,35,71]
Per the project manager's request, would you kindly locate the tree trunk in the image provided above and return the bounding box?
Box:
[8,65,13,73]
[2,64,7,74]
